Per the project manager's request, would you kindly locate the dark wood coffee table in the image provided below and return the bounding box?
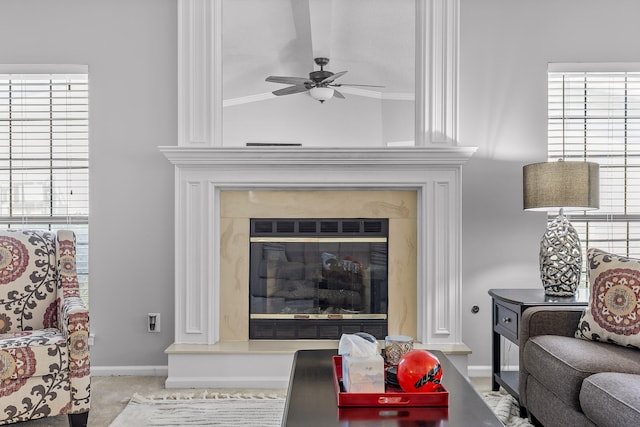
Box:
[282,349,502,426]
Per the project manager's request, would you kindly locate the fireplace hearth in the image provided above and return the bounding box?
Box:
[249,218,388,339]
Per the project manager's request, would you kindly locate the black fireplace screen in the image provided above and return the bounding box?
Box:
[249,218,388,339]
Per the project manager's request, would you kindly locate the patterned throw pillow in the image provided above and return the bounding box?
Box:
[575,248,640,349]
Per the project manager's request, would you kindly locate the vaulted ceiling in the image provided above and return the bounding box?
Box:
[222,0,415,102]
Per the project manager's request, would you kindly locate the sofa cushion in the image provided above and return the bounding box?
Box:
[0,329,67,396]
[525,375,597,427]
[580,373,640,427]
[575,248,640,349]
[523,335,640,410]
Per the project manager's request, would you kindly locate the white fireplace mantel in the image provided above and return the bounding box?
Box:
[161,146,475,388]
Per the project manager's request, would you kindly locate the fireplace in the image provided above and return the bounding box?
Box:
[249,218,389,340]
[160,147,476,388]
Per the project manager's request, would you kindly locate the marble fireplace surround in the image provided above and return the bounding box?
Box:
[222,190,416,341]
[160,147,475,388]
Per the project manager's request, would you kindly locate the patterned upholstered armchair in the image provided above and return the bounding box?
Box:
[0,230,90,426]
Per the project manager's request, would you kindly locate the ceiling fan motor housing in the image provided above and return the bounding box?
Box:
[309,70,333,85]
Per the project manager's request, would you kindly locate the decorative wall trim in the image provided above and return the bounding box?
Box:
[415,0,459,146]
[177,0,221,146]
[178,0,459,147]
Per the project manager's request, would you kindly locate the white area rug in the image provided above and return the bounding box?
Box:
[111,389,532,427]
[109,392,285,427]
[481,390,535,427]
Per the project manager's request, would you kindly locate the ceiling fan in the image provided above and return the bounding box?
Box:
[265,57,384,103]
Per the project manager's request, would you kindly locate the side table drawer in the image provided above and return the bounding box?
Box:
[494,303,518,342]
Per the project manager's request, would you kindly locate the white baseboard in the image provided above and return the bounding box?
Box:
[91,365,168,377]
[165,375,290,389]
[91,363,508,382]
[468,365,492,377]
[467,364,519,378]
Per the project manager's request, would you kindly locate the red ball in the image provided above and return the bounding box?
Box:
[396,350,443,392]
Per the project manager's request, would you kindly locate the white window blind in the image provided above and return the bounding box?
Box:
[0,69,89,303]
[548,65,640,283]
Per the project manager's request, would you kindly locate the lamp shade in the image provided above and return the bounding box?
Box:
[523,161,599,211]
[309,87,334,103]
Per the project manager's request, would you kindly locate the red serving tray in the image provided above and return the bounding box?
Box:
[337,406,449,422]
[332,355,449,408]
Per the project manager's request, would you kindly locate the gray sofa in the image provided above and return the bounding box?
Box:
[519,306,640,427]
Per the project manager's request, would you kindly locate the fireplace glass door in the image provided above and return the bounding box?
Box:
[249,219,388,339]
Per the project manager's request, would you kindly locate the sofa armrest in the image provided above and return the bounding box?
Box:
[520,305,585,345]
[518,306,585,409]
[60,297,89,337]
[56,230,91,413]
[61,297,91,412]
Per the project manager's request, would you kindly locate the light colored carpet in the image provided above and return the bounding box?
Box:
[481,390,534,427]
[109,384,533,427]
[109,392,286,426]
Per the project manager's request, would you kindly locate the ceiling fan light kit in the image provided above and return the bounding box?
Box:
[309,87,334,103]
[266,57,383,104]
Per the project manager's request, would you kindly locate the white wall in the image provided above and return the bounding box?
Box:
[223,94,384,146]
[223,95,413,147]
[3,0,640,373]
[0,0,177,368]
[459,0,640,371]
[382,99,414,145]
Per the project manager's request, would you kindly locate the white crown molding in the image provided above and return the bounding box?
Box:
[178,0,458,147]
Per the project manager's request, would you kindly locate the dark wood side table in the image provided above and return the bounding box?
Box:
[488,288,589,404]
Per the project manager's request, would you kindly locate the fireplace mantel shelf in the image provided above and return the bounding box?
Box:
[159,146,477,167]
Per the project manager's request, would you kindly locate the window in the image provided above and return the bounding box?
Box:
[0,66,89,304]
[548,64,640,285]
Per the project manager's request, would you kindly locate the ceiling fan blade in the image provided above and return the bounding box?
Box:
[333,89,345,99]
[332,83,385,88]
[266,76,312,85]
[321,70,348,84]
[272,85,309,96]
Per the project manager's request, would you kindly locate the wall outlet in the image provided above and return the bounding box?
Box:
[148,313,160,333]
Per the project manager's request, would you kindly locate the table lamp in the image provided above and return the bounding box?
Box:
[523,160,599,296]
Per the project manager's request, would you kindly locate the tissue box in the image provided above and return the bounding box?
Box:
[341,354,385,393]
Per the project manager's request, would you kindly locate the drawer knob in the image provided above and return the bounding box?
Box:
[502,317,512,324]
